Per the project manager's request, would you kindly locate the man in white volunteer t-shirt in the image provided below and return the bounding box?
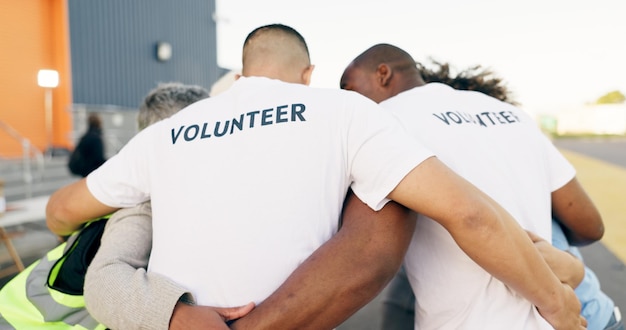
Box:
[47,24,583,329]
[340,43,600,330]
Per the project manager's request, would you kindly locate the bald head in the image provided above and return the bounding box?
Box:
[340,43,424,103]
[351,44,416,73]
[241,24,314,85]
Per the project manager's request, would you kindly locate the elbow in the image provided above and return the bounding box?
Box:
[45,198,62,233]
[578,222,605,244]
[588,222,605,241]
[45,196,75,236]
[447,202,504,255]
[457,204,499,238]
[566,214,605,246]
[583,210,605,242]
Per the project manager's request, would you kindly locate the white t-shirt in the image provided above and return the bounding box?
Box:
[87,76,433,306]
[381,83,576,330]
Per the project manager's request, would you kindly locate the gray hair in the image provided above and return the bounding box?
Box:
[138,82,209,130]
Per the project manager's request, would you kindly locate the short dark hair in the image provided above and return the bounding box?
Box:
[244,23,310,59]
[87,113,102,130]
[352,43,419,75]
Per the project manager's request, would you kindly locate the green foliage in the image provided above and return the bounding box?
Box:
[596,90,625,104]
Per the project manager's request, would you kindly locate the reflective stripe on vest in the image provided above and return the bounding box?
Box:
[0,222,108,330]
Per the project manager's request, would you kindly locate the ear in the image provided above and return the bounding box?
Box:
[301,65,315,86]
[376,64,392,87]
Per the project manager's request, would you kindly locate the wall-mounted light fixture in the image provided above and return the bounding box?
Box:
[37,69,59,155]
[37,69,59,88]
[156,42,172,62]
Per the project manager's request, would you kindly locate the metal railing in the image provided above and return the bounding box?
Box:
[0,121,44,198]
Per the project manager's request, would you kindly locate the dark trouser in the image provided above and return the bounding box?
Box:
[605,307,624,330]
[380,265,415,330]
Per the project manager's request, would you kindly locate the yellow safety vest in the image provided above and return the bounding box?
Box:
[0,219,108,330]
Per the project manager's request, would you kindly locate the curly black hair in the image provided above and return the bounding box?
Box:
[417,59,518,105]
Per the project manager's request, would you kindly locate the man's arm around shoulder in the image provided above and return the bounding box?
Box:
[387,157,586,330]
[230,191,415,329]
[46,179,118,236]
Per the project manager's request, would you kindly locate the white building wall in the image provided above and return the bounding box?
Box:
[556,104,626,135]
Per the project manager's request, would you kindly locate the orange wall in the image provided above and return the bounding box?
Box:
[0,0,73,158]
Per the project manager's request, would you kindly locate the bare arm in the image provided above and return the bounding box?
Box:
[229,191,415,329]
[527,231,585,288]
[130,195,415,329]
[108,192,411,329]
[388,157,585,330]
[46,179,118,236]
[552,177,603,246]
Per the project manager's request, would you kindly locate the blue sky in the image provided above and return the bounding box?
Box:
[215,0,626,114]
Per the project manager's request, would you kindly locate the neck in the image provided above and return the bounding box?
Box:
[392,75,424,97]
[243,65,304,85]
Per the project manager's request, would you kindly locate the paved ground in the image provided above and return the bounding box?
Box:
[554,137,626,315]
[1,137,624,329]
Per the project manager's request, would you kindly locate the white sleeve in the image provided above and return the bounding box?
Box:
[345,94,434,211]
[540,134,576,192]
[86,128,153,208]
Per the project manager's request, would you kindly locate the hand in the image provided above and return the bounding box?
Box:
[170,301,255,330]
[537,283,587,330]
[526,231,585,288]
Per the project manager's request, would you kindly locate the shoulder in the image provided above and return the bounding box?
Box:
[107,201,152,225]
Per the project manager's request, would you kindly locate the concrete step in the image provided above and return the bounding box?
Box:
[6,177,78,203]
[1,156,78,202]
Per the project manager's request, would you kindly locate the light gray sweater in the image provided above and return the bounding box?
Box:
[84,202,193,330]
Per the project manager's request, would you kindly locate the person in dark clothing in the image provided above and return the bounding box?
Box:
[68,113,106,177]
